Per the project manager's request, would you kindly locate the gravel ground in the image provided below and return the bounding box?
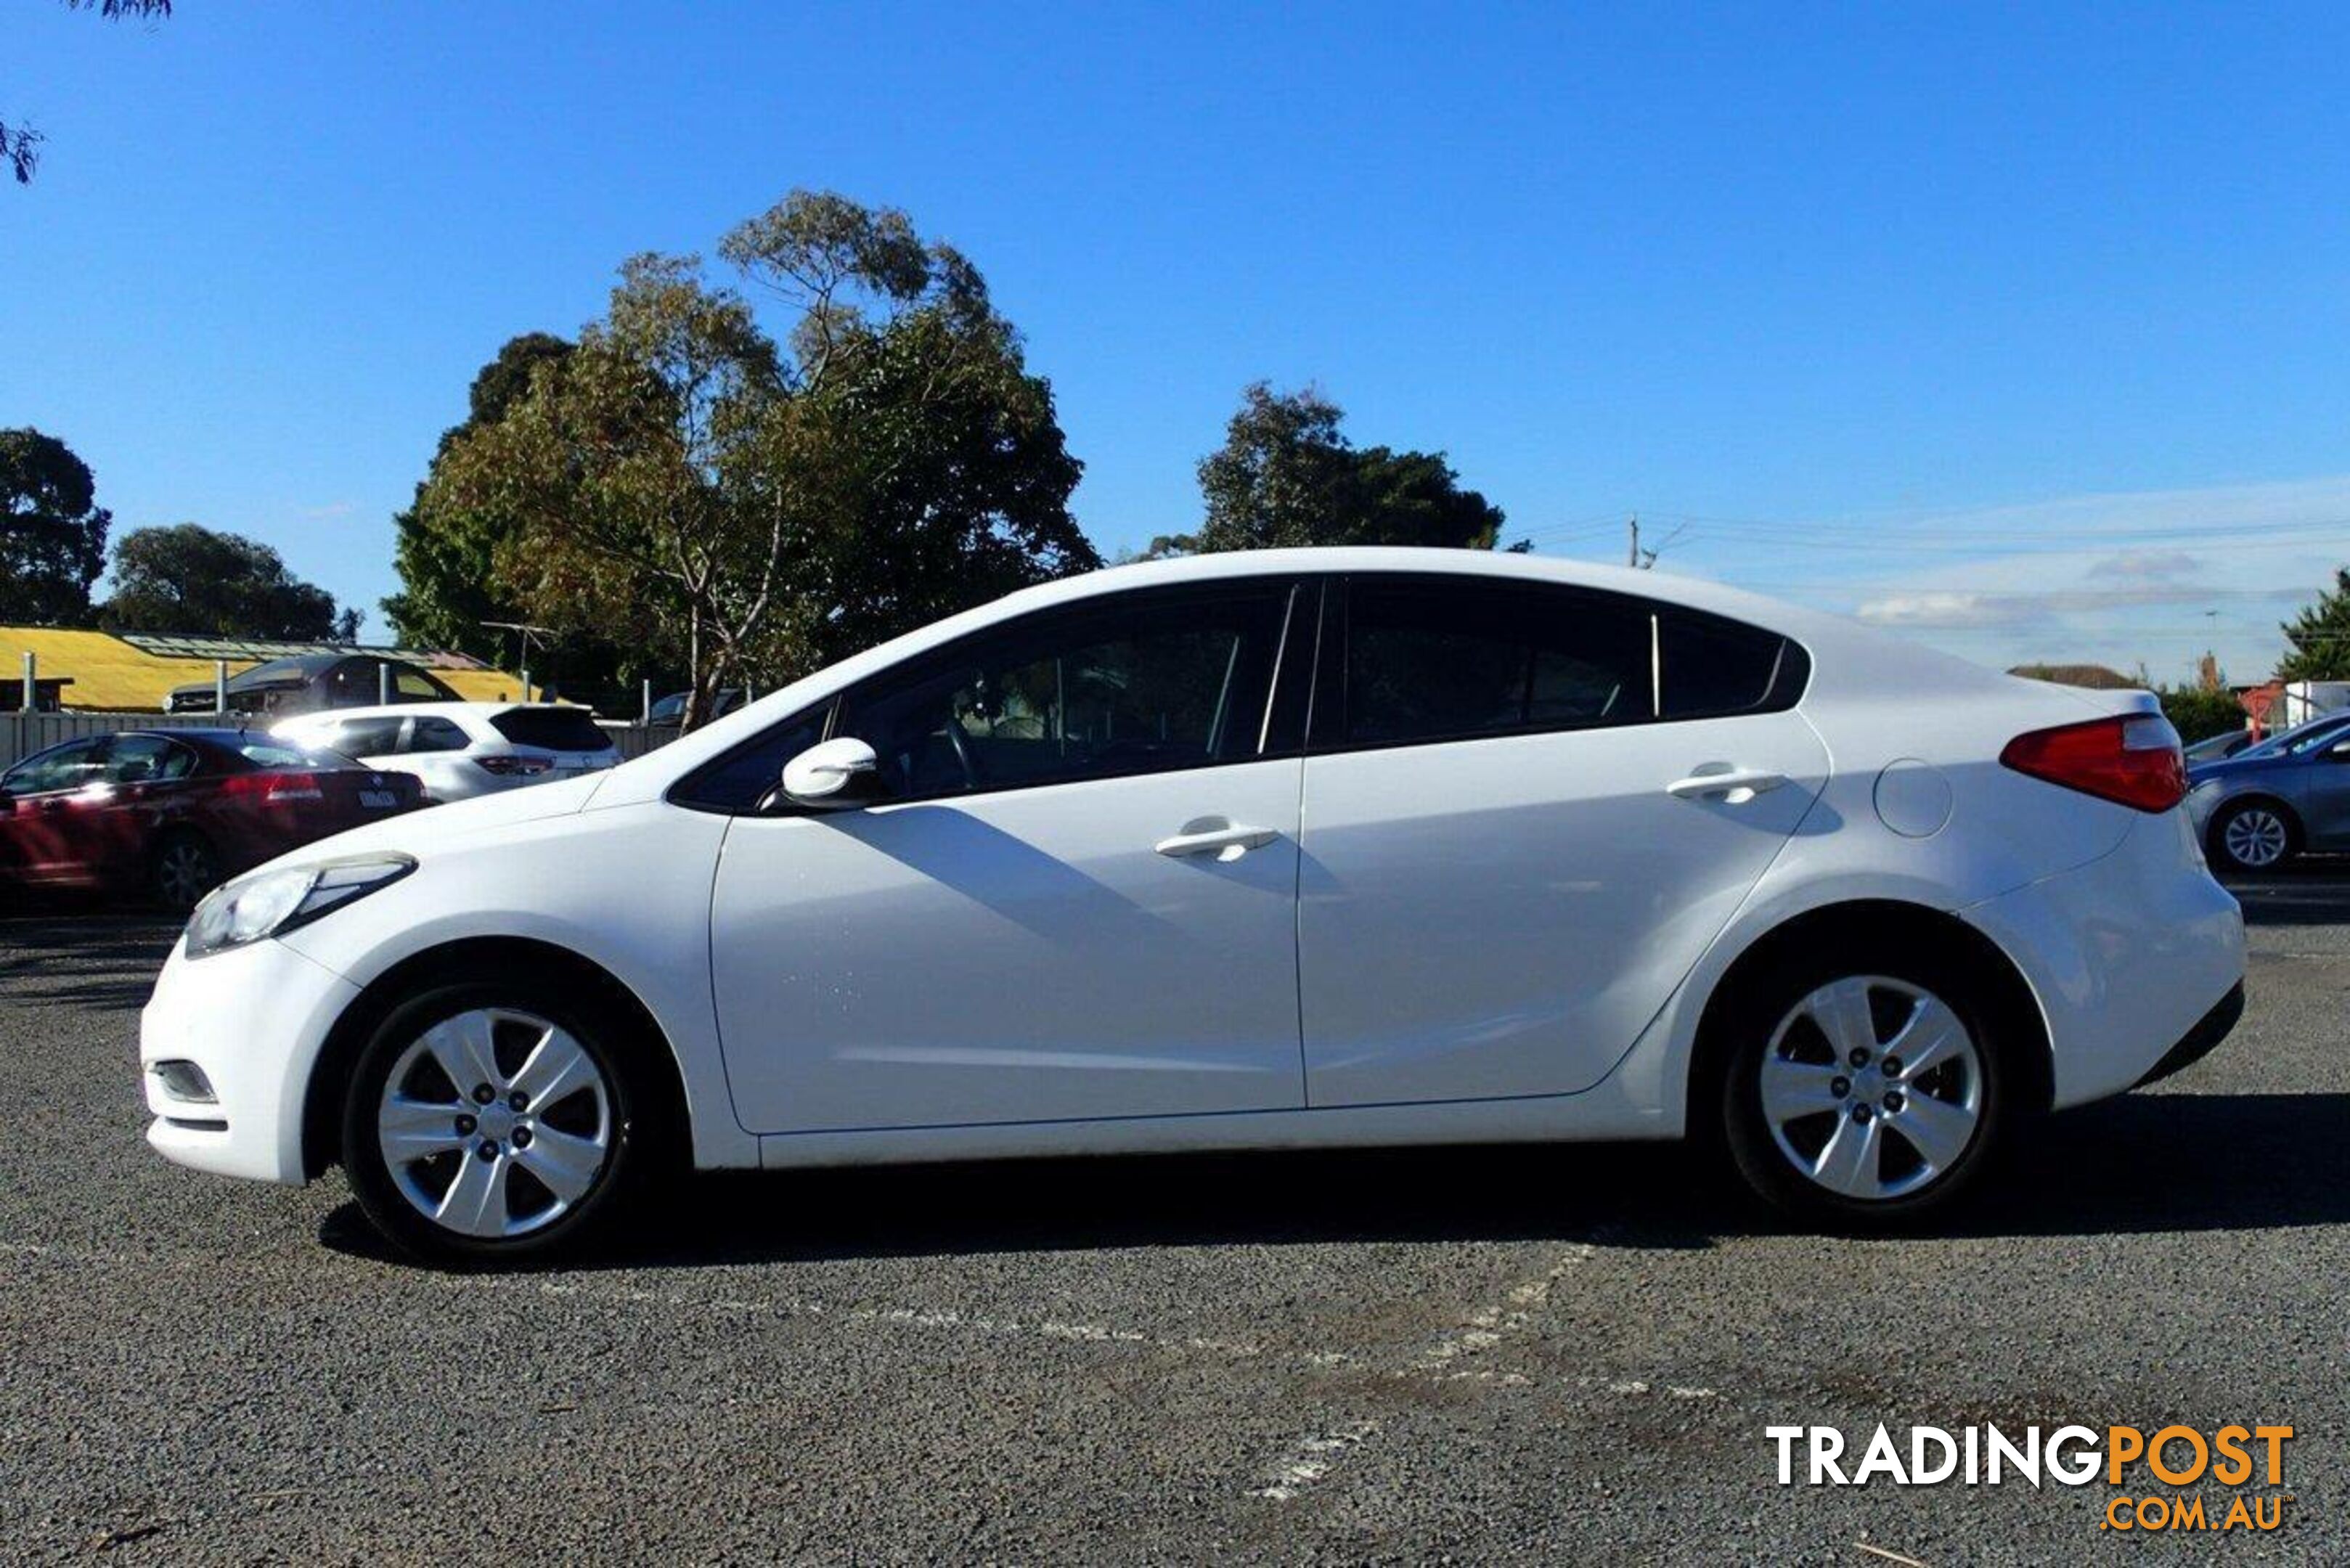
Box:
[0,871,2343,1564]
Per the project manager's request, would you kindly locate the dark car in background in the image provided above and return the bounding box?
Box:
[164,654,460,717]
[645,687,747,727]
[0,730,424,910]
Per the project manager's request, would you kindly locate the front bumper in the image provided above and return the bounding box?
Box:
[138,934,361,1184]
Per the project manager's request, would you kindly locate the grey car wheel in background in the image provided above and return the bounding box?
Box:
[2208,799,2298,875]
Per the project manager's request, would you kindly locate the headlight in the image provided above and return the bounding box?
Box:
[184,854,415,959]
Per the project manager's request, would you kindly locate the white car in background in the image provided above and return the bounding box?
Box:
[142,549,2245,1267]
[271,703,618,804]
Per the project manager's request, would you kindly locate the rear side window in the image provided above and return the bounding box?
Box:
[331,716,408,757]
[408,716,471,753]
[1657,608,1804,719]
[1342,579,1654,745]
[490,708,615,752]
[104,735,197,783]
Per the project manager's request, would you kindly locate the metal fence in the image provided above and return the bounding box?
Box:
[1,711,675,773]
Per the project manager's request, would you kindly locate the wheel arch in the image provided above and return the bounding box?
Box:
[1684,899,2055,1132]
[300,936,690,1180]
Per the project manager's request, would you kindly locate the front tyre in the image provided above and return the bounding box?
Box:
[340,979,650,1267]
[1721,950,2007,1226]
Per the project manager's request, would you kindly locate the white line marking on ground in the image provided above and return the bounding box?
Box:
[1250,1420,1382,1501]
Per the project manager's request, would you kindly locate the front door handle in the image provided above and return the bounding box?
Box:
[1665,768,1788,804]
[1155,820,1279,860]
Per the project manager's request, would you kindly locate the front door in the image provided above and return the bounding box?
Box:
[1297,574,1829,1106]
[709,580,1313,1134]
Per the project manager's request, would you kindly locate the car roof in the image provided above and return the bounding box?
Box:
[274,701,552,725]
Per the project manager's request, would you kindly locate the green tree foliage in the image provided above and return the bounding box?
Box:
[6,1,173,184]
[100,523,355,640]
[382,332,576,661]
[424,192,1094,729]
[0,426,110,624]
[2157,684,2247,744]
[1167,383,1509,556]
[2277,568,2350,681]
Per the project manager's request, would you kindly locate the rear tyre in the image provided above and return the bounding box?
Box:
[2208,799,2298,875]
[149,830,221,914]
[1720,942,2008,1227]
[340,976,655,1269]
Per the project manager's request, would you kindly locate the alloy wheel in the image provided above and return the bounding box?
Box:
[1758,975,1983,1202]
[2222,807,2289,870]
[155,840,216,910]
[376,1008,613,1240]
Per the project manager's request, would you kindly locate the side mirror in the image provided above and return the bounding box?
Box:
[780,736,880,809]
[0,789,13,816]
[2328,737,2350,761]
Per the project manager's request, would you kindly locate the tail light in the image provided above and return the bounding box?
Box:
[474,755,554,777]
[1999,714,2185,812]
[221,772,327,804]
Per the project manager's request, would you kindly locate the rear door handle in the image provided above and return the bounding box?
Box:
[1665,768,1788,803]
[1155,820,1279,859]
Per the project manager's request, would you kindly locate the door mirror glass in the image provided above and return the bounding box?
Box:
[780,736,880,808]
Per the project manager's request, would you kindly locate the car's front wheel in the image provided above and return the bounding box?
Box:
[340,979,653,1267]
[1721,949,2007,1225]
[2208,798,2298,875]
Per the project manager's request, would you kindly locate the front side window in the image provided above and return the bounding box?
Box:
[835,587,1294,802]
[395,669,452,701]
[3,738,107,795]
[1342,579,1653,746]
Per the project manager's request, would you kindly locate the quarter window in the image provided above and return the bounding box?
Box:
[837,587,1294,802]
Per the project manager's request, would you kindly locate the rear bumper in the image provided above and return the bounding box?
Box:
[138,934,358,1184]
[2132,981,2245,1089]
[1961,809,2246,1109]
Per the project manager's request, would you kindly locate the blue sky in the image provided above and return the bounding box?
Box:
[5,1,2347,681]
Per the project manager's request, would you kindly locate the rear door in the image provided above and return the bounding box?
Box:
[1297,574,1828,1106]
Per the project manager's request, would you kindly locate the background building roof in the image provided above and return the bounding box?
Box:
[0,627,532,711]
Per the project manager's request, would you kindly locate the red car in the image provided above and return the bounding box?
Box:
[0,729,424,912]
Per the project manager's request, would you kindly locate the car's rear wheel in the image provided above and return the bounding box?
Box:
[340,979,653,1268]
[1721,947,2007,1225]
[149,830,220,913]
[2208,799,2298,874]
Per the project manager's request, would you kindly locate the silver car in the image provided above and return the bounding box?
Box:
[272,703,619,804]
[2185,709,2350,871]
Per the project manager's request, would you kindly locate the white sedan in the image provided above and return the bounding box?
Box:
[271,702,619,803]
[139,550,2245,1266]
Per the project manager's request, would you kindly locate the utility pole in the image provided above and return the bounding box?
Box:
[1627,513,1640,568]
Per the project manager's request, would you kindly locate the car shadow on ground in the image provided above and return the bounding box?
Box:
[318,1090,2350,1270]
[0,910,181,1008]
